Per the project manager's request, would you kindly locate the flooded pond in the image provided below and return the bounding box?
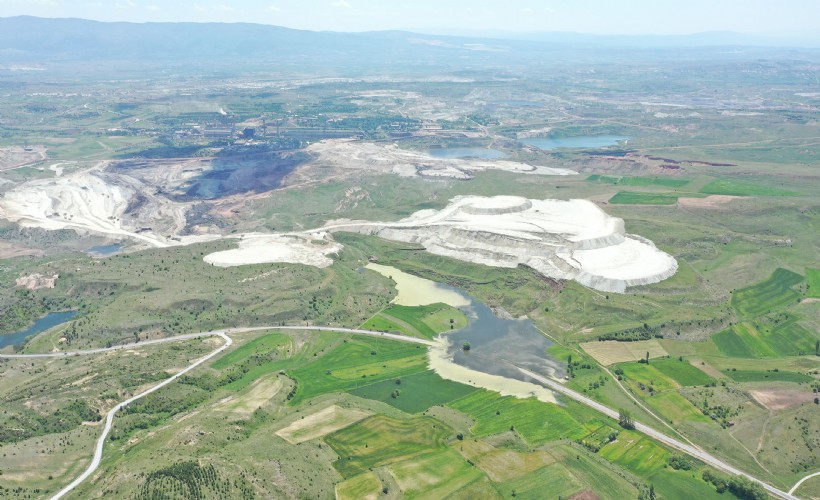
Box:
[366,263,470,307]
[524,135,628,150]
[366,264,565,401]
[86,243,123,256]
[0,311,77,349]
[424,147,507,160]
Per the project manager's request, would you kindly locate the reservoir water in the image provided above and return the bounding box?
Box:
[86,243,123,256]
[0,311,78,349]
[425,147,507,160]
[524,135,628,150]
[366,264,565,399]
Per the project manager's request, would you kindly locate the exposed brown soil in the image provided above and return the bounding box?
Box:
[678,195,747,209]
[749,389,815,410]
[569,490,600,500]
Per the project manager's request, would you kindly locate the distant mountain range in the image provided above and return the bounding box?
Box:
[1,16,818,77]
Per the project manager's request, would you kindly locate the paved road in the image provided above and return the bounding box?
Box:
[515,366,799,500]
[0,326,434,360]
[2,327,806,500]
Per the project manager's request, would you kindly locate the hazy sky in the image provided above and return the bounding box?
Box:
[1,0,819,35]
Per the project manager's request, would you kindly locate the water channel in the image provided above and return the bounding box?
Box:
[366,264,566,402]
[0,311,78,349]
[524,135,628,150]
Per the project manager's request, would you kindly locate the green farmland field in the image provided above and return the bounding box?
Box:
[700,178,797,197]
[288,336,428,404]
[712,319,818,358]
[350,370,476,413]
[587,174,690,188]
[650,358,715,386]
[326,415,452,478]
[806,268,820,298]
[730,268,803,317]
[360,303,468,339]
[723,369,813,383]
[609,191,678,205]
[448,390,589,445]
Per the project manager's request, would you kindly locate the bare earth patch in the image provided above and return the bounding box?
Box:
[214,375,283,416]
[0,241,44,259]
[678,195,746,209]
[455,439,554,482]
[580,339,668,366]
[0,145,47,170]
[15,273,58,290]
[749,389,815,410]
[568,490,600,500]
[688,358,725,379]
[275,405,371,444]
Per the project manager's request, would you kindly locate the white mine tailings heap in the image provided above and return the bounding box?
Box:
[329,196,677,293]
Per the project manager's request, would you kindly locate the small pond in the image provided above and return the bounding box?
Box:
[524,135,628,150]
[0,311,78,349]
[424,147,507,160]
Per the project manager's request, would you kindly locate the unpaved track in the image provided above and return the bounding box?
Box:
[0,326,430,499]
[0,328,799,499]
[515,366,799,500]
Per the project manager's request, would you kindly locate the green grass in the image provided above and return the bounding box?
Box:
[587,174,689,188]
[609,191,678,205]
[361,303,468,340]
[325,415,452,478]
[599,430,670,476]
[649,469,728,500]
[212,333,289,369]
[730,268,803,317]
[648,391,711,424]
[335,472,382,500]
[448,390,588,445]
[498,463,581,499]
[700,178,797,197]
[807,268,820,298]
[712,319,819,358]
[350,370,477,413]
[723,369,813,383]
[650,358,716,386]
[550,444,641,499]
[619,363,679,392]
[389,449,484,499]
[288,337,428,404]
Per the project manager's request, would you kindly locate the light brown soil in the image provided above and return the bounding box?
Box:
[749,390,815,410]
[569,490,600,500]
[0,242,44,259]
[581,340,668,366]
[15,273,58,290]
[275,405,371,444]
[678,195,746,209]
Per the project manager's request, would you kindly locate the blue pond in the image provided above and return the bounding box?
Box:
[86,243,123,256]
[524,135,628,151]
[0,311,78,349]
[425,147,507,160]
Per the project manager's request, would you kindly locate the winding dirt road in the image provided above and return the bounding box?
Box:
[1,327,811,500]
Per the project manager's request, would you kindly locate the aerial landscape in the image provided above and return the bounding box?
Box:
[0,1,818,499]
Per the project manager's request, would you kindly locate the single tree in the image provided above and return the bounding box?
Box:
[618,408,635,429]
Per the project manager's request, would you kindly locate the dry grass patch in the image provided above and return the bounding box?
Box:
[454,439,555,482]
[276,405,371,444]
[749,389,815,410]
[215,374,284,416]
[687,358,725,379]
[580,339,668,366]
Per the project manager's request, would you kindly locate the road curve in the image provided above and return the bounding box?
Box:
[50,331,234,500]
[1,328,798,499]
[515,366,798,500]
[0,326,430,499]
[0,326,433,361]
[790,471,820,495]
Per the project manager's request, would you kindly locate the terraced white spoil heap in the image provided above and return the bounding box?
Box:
[335,196,677,293]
